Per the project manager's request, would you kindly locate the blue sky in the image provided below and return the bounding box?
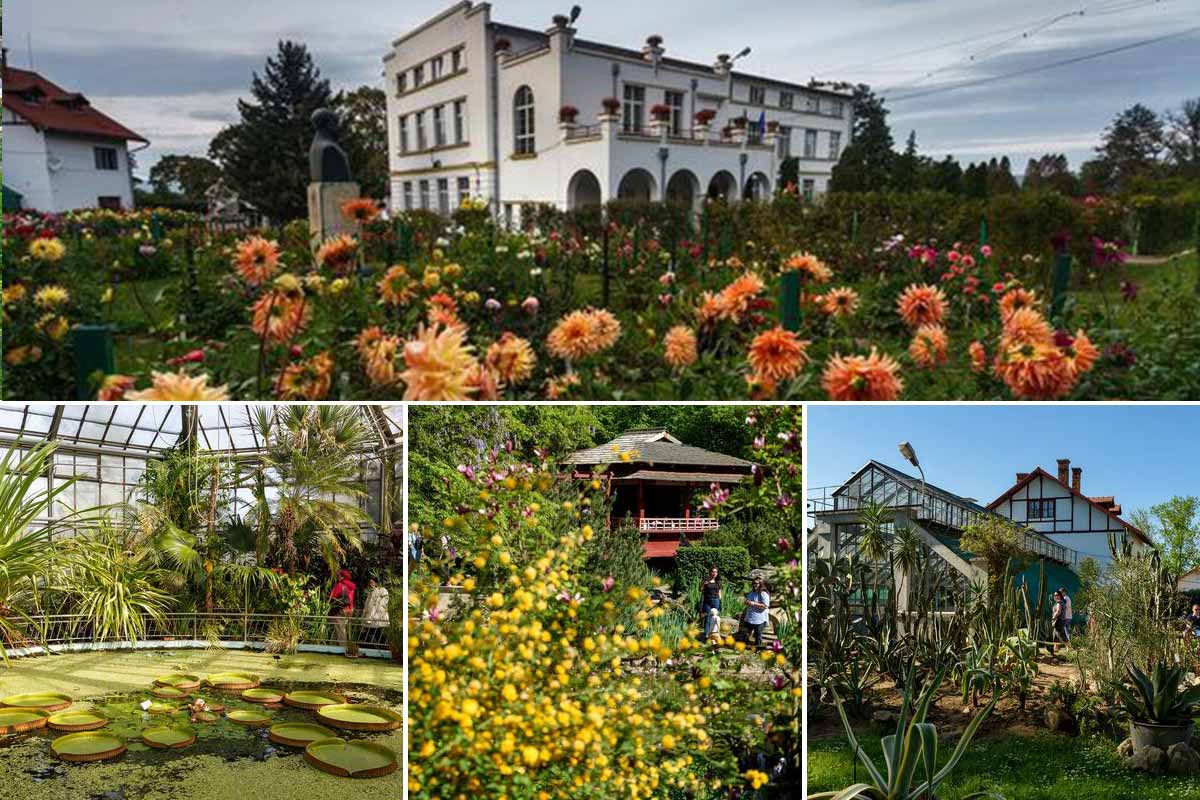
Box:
[806,404,1200,528]
[4,0,1198,175]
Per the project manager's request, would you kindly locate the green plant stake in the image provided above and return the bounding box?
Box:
[978,216,988,248]
[71,325,115,400]
[780,272,802,332]
[851,210,859,243]
[1050,249,1072,321]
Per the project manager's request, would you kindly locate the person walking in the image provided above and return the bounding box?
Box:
[362,577,390,645]
[330,569,357,656]
[1058,586,1073,640]
[1050,590,1069,654]
[699,567,722,642]
[745,577,771,649]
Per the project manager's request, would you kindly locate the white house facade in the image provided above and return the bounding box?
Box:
[988,458,1152,568]
[1,59,147,213]
[383,2,853,221]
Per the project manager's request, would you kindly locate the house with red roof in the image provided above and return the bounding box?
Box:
[2,51,148,212]
[988,457,1153,567]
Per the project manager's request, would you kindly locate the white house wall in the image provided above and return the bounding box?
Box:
[997,473,1142,567]
[2,111,55,211]
[44,133,135,211]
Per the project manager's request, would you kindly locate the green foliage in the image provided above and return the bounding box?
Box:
[1116,662,1200,725]
[675,546,751,592]
[960,517,1033,597]
[1131,496,1200,580]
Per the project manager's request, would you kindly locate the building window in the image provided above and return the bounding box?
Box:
[453,100,466,144]
[778,125,792,158]
[830,100,845,118]
[622,84,644,133]
[514,85,535,155]
[457,176,471,206]
[431,56,443,81]
[780,91,794,110]
[749,85,765,105]
[829,131,842,160]
[419,180,431,210]
[806,95,819,113]
[94,147,119,171]
[396,72,407,94]
[98,196,122,210]
[416,111,427,150]
[802,179,815,202]
[664,90,684,136]
[398,116,409,153]
[437,178,450,215]
[413,65,424,88]
[403,181,414,210]
[433,106,446,147]
[803,129,818,159]
[1028,499,1056,520]
[452,47,463,72]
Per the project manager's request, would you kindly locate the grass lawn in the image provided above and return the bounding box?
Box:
[808,728,1199,800]
[0,649,402,800]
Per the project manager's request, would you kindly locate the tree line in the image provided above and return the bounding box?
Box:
[138,41,387,222]
[812,84,1200,198]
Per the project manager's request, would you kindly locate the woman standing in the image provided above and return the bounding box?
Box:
[699,567,722,642]
[362,577,391,645]
[330,569,357,656]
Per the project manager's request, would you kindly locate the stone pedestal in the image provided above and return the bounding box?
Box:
[307,181,360,245]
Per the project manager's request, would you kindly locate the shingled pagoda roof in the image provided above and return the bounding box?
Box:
[563,428,754,470]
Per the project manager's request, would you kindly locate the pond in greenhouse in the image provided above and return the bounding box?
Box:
[0,680,402,790]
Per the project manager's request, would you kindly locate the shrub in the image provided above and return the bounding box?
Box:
[675,545,752,592]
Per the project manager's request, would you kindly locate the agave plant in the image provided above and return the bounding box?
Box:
[1116,662,1200,725]
[808,667,999,800]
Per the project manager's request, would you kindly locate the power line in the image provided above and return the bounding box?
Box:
[887,24,1200,103]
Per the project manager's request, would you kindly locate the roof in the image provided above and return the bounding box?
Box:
[564,429,754,470]
[836,460,992,515]
[2,66,148,143]
[987,467,1150,545]
[615,470,747,484]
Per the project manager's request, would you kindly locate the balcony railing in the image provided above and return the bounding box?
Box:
[639,517,719,532]
[565,124,601,141]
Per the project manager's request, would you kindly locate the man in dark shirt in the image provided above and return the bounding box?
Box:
[1185,602,1200,636]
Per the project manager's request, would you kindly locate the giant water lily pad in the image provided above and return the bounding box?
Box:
[283,690,346,711]
[1,692,72,712]
[205,672,261,690]
[304,737,398,778]
[47,710,108,732]
[240,687,284,704]
[151,685,190,699]
[153,674,201,691]
[268,722,335,748]
[226,709,271,727]
[145,702,180,715]
[317,704,402,732]
[191,711,220,723]
[142,725,196,749]
[0,708,50,735]
[50,731,126,762]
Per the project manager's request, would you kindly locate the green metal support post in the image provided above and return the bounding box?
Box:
[71,325,116,399]
[780,272,802,332]
[1050,249,1072,321]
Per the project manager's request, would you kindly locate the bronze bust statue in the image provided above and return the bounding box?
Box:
[309,108,353,183]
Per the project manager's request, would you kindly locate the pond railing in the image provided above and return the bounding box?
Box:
[4,611,397,661]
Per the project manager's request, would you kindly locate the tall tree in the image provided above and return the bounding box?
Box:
[829,84,895,193]
[962,162,989,199]
[1085,103,1165,192]
[148,155,224,204]
[1022,153,1077,195]
[988,156,1020,195]
[210,41,337,223]
[339,85,389,201]
[927,156,963,194]
[1134,496,1200,580]
[892,130,920,190]
[1165,97,1200,178]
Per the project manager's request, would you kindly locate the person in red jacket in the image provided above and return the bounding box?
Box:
[330,569,357,656]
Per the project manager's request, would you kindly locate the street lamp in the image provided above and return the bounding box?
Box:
[897,441,926,513]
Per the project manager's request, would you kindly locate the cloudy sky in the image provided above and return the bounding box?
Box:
[5,0,1198,175]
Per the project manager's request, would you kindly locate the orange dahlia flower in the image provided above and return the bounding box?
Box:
[908,324,948,368]
[378,265,416,307]
[993,339,1072,400]
[1062,329,1099,376]
[485,332,537,385]
[1002,307,1053,347]
[316,234,359,274]
[663,325,699,368]
[784,251,833,283]
[821,287,860,317]
[968,340,987,373]
[127,371,230,401]
[747,327,810,384]
[896,283,947,328]
[97,374,135,401]
[400,325,479,401]
[998,287,1039,322]
[341,198,379,224]
[233,236,281,285]
[250,289,310,343]
[821,349,904,401]
[276,352,334,400]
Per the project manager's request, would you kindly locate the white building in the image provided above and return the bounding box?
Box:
[382,2,853,221]
[1,57,147,213]
[988,458,1152,568]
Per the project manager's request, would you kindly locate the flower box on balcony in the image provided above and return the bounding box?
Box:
[694,109,716,125]
[601,97,621,114]
[558,105,579,124]
[649,104,672,122]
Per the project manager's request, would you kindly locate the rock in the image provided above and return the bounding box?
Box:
[1117,738,1134,759]
[872,710,897,725]
[1167,742,1200,776]
[1045,705,1076,734]
[1128,745,1167,774]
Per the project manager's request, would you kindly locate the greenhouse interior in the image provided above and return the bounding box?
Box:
[0,403,403,799]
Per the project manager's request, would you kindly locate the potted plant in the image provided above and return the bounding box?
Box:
[558,105,579,124]
[600,97,621,115]
[495,37,511,52]
[646,34,663,48]
[730,115,748,129]
[693,108,716,125]
[649,104,671,122]
[1117,662,1200,750]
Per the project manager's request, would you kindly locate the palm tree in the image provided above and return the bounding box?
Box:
[0,441,103,663]
[246,406,373,576]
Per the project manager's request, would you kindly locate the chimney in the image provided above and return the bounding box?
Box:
[1016,472,1029,482]
[1071,467,1081,493]
[1056,458,1070,485]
